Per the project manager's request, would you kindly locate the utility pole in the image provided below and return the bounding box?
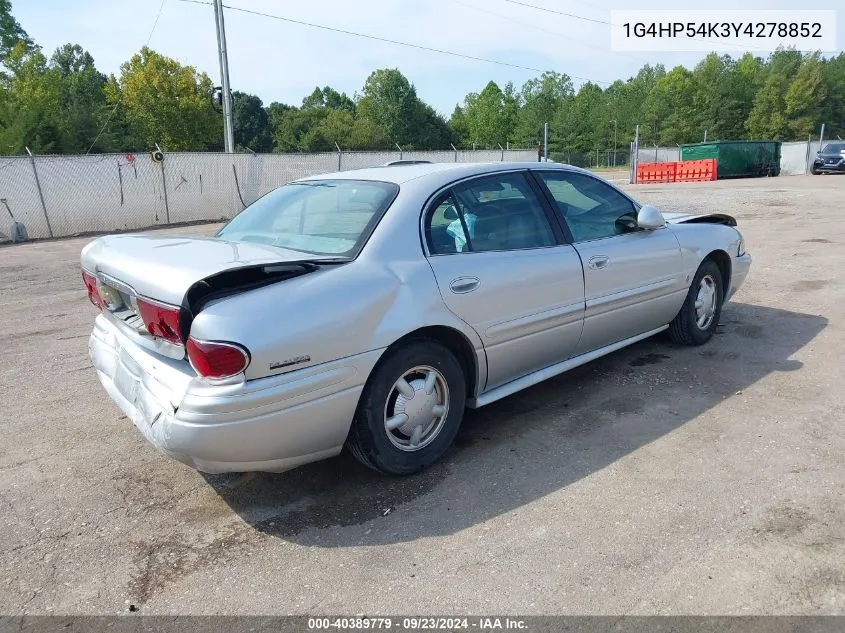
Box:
[630,124,640,185]
[609,120,617,167]
[819,123,826,152]
[543,122,548,162]
[213,0,234,153]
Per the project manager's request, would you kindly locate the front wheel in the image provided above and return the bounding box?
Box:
[668,259,724,346]
[346,339,466,475]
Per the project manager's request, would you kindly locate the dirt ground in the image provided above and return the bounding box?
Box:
[0,174,843,615]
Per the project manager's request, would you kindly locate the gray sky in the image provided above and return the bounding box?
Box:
[16,0,844,116]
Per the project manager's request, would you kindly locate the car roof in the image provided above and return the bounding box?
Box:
[296,161,583,187]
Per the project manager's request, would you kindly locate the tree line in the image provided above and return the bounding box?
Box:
[1,0,843,158]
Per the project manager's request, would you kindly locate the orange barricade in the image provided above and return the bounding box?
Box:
[636,161,677,183]
[675,158,717,182]
[636,158,717,183]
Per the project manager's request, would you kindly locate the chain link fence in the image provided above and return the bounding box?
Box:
[0,148,537,242]
[549,149,630,170]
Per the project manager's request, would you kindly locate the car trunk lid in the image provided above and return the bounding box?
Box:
[81,234,347,360]
[81,234,325,305]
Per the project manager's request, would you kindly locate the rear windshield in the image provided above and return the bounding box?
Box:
[216,179,399,256]
[822,143,845,154]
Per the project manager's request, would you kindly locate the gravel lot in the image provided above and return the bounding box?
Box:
[1,174,843,615]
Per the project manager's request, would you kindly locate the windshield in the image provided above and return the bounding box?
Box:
[216,179,399,256]
[821,143,845,154]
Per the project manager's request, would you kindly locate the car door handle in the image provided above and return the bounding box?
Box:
[588,255,610,270]
[449,277,480,294]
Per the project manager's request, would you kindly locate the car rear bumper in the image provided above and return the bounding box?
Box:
[89,314,382,473]
[727,253,752,300]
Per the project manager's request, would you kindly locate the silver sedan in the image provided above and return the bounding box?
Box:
[81,162,751,475]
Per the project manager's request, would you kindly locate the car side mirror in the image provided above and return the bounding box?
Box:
[637,205,665,230]
[443,206,458,220]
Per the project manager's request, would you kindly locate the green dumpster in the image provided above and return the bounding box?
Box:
[680,141,782,179]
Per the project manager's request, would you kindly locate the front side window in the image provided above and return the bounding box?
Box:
[426,173,555,254]
[216,179,398,256]
[536,171,637,243]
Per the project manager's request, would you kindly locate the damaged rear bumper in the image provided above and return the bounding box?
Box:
[89,315,381,473]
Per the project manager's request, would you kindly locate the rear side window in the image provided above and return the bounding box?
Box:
[425,173,555,254]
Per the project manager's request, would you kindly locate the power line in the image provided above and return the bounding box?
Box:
[146,0,168,46]
[500,0,777,54]
[501,0,608,26]
[173,0,611,84]
[86,0,168,154]
[448,0,649,65]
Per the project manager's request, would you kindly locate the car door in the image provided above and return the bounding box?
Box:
[533,170,685,356]
[424,172,585,391]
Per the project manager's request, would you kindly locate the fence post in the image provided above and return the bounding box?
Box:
[805,134,811,174]
[159,159,170,224]
[451,143,458,162]
[395,143,403,161]
[25,147,53,238]
[498,144,504,161]
[630,124,640,185]
[335,142,342,171]
[117,159,124,206]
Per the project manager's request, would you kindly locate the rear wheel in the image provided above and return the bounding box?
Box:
[668,259,724,346]
[347,339,466,475]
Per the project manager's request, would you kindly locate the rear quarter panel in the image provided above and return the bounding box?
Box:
[188,257,484,383]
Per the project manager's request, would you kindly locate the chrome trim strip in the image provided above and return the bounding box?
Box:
[485,301,584,339]
[468,325,668,408]
[587,277,678,309]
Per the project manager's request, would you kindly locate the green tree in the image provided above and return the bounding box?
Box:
[49,44,110,152]
[301,86,355,113]
[784,53,826,138]
[0,44,62,153]
[516,72,572,146]
[302,107,353,151]
[232,90,272,152]
[707,54,762,140]
[554,81,605,154]
[356,68,447,148]
[106,46,220,150]
[268,104,326,152]
[348,116,388,150]
[462,80,513,147]
[0,0,33,71]
[819,53,845,139]
[641,66,697,144]
[745,49,802,139]
[448,104,470,147]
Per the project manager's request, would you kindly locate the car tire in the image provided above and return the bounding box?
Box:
[346,339,466,475]
[668,259,724,346]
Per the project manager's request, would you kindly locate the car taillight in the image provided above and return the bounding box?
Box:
[135,297,183,344]
[81,270,105,310]
[186,338,250,379]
